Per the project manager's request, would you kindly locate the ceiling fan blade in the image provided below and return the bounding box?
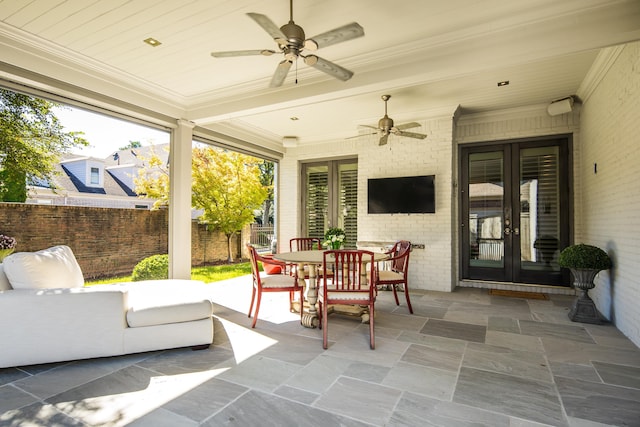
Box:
[270,60,292,88]
[396,122,421,130]
[304,22,364,50]
[358,124,379,130]
[211,49,275,57]
[379,133,389,146]
[346,132,372,140]
[346,130,378,139]
[247,13,287,44]
[397,130,427,139]
[303,55,354,81]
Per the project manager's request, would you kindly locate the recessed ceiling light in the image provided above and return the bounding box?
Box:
[143,37,162,47]
[497,80,509,87]
[290,117,299,121]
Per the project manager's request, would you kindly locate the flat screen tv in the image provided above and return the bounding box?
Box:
[368,175,435,214]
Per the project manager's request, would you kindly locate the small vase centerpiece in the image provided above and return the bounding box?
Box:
[558,243,612,324]
[0,234,17,262]
[323,227,345,250]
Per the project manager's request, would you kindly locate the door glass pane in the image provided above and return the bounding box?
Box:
[520,146,561,271]
[468,152,504,268]
[305,165,328,241]
[338,162,358,248]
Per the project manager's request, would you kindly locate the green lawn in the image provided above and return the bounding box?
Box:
[85,262,252,286]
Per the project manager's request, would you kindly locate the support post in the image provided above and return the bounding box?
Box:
[169,119,195,279]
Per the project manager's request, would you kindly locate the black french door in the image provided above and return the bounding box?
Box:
[460,137,571,285]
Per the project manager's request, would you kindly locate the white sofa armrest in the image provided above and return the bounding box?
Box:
[0,287,127,368]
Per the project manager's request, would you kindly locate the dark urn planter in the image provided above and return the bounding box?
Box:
[558,244,612,325]
[567,268,605,324]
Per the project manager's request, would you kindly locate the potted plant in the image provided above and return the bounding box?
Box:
[0,234,16,262]
[323,228,345,250]
[558,243,612,324]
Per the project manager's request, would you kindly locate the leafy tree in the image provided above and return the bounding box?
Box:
[0,89,88,202]
[258,161,274,225]
[134,146,268,262]
[192,147,267,262]
[119,140,142,150]
[132,145,170,209]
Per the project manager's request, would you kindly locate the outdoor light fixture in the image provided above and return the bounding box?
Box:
[282,136,298,147]
[547,96,574,116]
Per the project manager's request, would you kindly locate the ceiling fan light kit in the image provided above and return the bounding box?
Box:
[210,0,364,87]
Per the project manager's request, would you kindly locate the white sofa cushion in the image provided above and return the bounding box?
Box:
[0,264,11,291]
[2,245,84,289]
[126,299,212,327]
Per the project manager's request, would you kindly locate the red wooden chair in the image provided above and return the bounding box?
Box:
[246,244,303,328]
[289,237,323,281]
[318,250,377,349]
[289,237,322,251]
[376,240,413,314]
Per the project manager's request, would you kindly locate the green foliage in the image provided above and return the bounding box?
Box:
[132,145,170,209]
[191,262,252,282]
[192,148,268,262]
[119,141,142,150]
[0,169,26,202]
[134,146,268,262]
[86,262,252,285]
[258,161,275,225]
[558,244,612,270]
[0,88,88,201]
[131,254,169,281]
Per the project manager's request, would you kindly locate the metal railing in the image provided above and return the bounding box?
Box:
[250,223,274,251]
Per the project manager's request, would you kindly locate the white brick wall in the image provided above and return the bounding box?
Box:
[277,42,640,348]
[579,42,640,346]
[279,115,455,292]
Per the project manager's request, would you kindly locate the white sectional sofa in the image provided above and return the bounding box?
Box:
[0,245,214,368]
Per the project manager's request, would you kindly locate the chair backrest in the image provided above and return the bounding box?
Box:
[290,237,322,251]
[389,240,411,274]
[247,243,286,279]
[322,250,376,291]
[246,244,261,284]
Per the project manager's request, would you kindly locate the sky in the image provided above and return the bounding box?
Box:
[53,105,170,159]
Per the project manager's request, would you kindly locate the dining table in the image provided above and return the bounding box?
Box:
[272,249,389,328]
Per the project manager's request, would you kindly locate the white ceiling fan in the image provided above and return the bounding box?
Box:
[358,95,427,146]
[210,0,364,88]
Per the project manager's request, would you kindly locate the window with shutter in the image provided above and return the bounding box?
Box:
[302,159,357,248]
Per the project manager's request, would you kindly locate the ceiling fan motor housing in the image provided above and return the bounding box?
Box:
[280,21,305,60]
[378,115,394,132]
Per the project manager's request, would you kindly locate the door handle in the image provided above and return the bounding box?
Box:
[504,227,511,235]
[514,227,520,236]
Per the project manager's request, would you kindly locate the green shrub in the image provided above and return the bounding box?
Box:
[132,254,169,281]
[558,244,612,270]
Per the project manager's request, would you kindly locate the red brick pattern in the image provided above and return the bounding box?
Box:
[0,203,242,279]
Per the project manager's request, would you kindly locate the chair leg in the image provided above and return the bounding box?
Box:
[404,284,414,314]
[391,284,400,306]
[322,302,329,349]
[248,286,257,318]
[369,301,375,350]
[251,291,262,328]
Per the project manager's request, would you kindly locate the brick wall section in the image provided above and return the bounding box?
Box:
[0,203,242,279]
[579,42,640,346]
